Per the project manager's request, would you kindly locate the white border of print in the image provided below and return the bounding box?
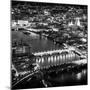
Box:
[0,0,89,90]
[15,0,88,5]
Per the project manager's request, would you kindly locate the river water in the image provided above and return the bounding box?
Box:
[12,32,87,89]
[28,32,59,53]
[13,68,87,89]
[29,32,87,87]
[44,68,87,87]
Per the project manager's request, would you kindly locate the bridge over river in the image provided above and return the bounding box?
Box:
[18,28,86,70]
[33,47,86,70]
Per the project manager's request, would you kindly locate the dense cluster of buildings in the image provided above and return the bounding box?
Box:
[11,2,87,45]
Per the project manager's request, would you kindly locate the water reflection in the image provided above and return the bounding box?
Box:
[44,69,87,87]
[76,69,87,80]
[76,73,82,80]
[12,69,87,89]
[82,69,86,75]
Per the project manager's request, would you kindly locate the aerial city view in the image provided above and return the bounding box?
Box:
[11,0,88,89]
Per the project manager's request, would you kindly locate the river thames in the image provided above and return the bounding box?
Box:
[12,31,87,89]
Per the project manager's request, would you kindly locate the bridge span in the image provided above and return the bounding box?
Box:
[33,47,85,70]
[33,46,82,56]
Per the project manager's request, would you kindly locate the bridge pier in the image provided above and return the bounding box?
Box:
[34,49,82,70]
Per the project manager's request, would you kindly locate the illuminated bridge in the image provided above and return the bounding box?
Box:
[12,47,87,88]
[33,47,85,70]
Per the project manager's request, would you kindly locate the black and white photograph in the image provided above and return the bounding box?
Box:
[11,0,88,89]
